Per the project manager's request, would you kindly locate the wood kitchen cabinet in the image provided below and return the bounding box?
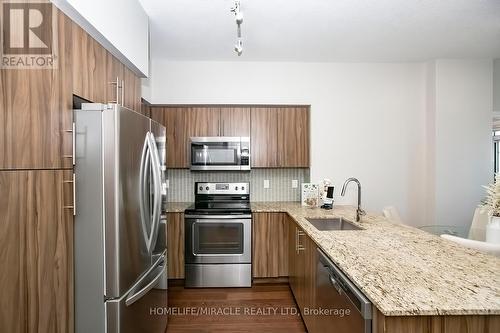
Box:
[0,11,73,169]
[187,106,250,137]
[250,107,279,167]
[151,108,189,168]
[122,66,142,112]
[278,107,310,167]
[105,51,125,104]
[186,107,221,137]
[1,7,143,170]
[72,23,107,104]
[288,216,317,333]
[250,106,310,168]
[252,213,289,278]
[220,107,251,137]
[149,105,310,168]
[166,213,185,279]
[373,310,500,333]
[73,15,141,112]
[0,170,74,333]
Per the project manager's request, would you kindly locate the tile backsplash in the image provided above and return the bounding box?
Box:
[166,168,310,202]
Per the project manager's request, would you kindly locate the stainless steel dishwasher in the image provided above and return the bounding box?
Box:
[316,249,372,333]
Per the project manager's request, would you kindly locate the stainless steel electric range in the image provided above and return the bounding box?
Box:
[184,182,251,288]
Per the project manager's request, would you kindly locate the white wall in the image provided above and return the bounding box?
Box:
[52,0,149,76]
[149,60,427,226]
[430,60,493,229]
[494,59,500,111]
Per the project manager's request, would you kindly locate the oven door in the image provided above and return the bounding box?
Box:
[185,215,251,264]
[190,137,242,171]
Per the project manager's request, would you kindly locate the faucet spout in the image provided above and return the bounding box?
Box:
[341,178,366,222]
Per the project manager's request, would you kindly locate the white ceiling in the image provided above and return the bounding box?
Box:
[139,0,500,62]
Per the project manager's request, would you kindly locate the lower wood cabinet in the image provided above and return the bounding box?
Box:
[288,215,317,333]
[374,310,500,333]
[0,170,74,333]
[166,212,185,279]
[252,213,289,278]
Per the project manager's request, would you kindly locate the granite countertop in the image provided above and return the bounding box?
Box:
[165,202,192,213]
[251,202,500,317]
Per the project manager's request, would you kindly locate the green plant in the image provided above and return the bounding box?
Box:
[482,174,500,218]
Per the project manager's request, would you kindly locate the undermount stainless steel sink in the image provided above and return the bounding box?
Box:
[306,217,363,231]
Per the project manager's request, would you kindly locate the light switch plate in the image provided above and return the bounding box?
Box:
[292,179,298,188]
[165,179,169,189]
[264,179,270,189]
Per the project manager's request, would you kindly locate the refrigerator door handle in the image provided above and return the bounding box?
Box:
[147,132,162,253]
[125,265,165,306]
[139,133,152,252]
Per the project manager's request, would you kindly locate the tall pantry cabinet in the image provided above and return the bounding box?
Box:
[0,5,143,333]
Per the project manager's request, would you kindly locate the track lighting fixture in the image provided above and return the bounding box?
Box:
[230,1,243,56]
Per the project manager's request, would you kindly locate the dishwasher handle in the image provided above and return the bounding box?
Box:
[318,249,372,320]
[329,275,343,295]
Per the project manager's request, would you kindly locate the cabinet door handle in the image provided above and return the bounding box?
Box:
[108,77,120,104]
[121,79,125,106]
[63,173,76,216]
[296,228,305,253]
[63,122,76,165]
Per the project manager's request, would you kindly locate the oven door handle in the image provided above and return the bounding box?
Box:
[185,214,252,219]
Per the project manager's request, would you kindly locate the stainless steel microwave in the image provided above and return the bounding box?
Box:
[190,137,250,171]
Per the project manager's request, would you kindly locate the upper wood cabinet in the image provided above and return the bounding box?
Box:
[252,213,289,278]
[72,16,140,112]
[186,107,220,137]
[122,66,141,112]
[250,107,279,167]
[220,107,251,137]
[72,23,107,104]
[0,170,74,333]
[0,10,73,170]
[151,108,189,168]
[250,106,310,168]
[0,7,143,170]
[278,107,310,167]
[105,51,124,104]
[149,105,309,169]
[186,107,251,137]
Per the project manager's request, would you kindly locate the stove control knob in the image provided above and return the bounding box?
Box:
[235,186,239,190]
[206,186,209,191]
[199,186,203,191]
[242,186,245,191]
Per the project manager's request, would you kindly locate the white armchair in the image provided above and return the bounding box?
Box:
[467,208,489,241]
[440,234,500,257]
[439,208,500,257]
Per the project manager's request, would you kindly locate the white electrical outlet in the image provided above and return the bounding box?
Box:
[165,179,169,188]
[264,179,270,189]
[292,180,298,188]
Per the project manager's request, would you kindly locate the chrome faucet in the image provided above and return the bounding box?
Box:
[341,178,366,222]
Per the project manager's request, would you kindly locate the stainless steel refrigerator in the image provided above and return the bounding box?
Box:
[74,103,168,333]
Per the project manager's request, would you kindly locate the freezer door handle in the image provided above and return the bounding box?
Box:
[125,265,165,306]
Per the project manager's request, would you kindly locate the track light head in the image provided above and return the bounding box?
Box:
[234,39,243,56]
